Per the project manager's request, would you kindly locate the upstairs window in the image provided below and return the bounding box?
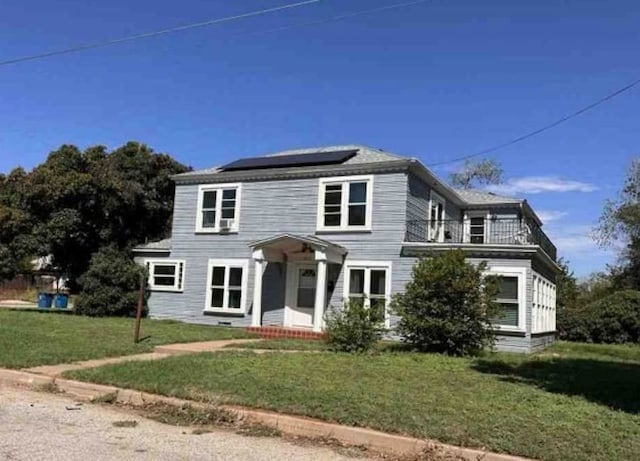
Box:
[318,176,373,231]
[429,191,446,242]
[196,184,241,233]
[146,260,185,292]
[469,217,485,243]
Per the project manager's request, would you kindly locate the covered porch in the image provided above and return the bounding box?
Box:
[249,233,347,333]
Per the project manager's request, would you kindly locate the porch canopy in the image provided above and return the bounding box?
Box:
[248,233,347,332]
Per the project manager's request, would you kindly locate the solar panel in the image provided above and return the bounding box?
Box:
[220,149,358,171]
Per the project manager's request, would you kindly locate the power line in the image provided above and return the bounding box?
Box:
[0,0,323,67]
[234,0,432,37]
[428,76,640,167]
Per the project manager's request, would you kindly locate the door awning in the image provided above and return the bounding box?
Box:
[248,233,347,262]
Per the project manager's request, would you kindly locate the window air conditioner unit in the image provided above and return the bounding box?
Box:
[219,219,234,231]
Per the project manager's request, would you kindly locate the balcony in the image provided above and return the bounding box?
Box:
[405,218,557,261]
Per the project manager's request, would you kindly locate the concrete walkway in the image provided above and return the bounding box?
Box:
[24,339,261,377]
[154,338,260,355]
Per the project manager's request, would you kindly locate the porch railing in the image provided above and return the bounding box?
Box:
[405,218,557,261]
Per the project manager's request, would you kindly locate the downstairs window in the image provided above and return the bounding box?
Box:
[146,260,185,292]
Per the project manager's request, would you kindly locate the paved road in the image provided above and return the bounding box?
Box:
[0,388,370,461]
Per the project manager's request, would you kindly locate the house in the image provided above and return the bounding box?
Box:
[133,145,559,353]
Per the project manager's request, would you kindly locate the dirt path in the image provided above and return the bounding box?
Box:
[0,388,371,461]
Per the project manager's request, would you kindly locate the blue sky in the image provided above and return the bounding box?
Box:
[0,0,637,276]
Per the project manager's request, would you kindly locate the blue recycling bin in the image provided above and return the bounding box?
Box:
[54,294,69,309]
[38,292,54,308]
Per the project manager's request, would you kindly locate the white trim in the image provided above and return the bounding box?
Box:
[204,258,249,314]
[316,175,374,232]
[313,260,328,332]
[486,266,527,332]
[284,262,317,328]
[251,259,266,327]
[343,260,392,328]
[428,190,446,242]
[284,262,296,327]
[532,270,556,334]
[144,259,185,292]
[463,210,490,244]
[195,183,242,233]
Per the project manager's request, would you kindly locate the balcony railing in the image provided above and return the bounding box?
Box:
[405,218,557,261]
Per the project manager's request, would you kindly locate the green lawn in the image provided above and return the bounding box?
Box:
[66,341,640,461]
[226,338,409,352]
[0,310,254,369]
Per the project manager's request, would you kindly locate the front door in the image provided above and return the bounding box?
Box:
[289,265,316,328]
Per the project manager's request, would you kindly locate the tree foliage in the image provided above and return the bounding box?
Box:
[449,159,504,189]
[75,247,148,317]
[558,291,640,344]
[324,299,386,353]
[596,158,640,290]
[555,257,580,311]
[0,141,189,286]
[391,251,500,356]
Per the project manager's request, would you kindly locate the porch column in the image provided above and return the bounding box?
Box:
[313,258,327,333]
[252,251,266,328]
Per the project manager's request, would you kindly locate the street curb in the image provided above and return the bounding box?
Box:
[0,368,533,461]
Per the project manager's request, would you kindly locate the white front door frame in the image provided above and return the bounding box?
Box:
[284,262,315,328]
[284,258,328,331]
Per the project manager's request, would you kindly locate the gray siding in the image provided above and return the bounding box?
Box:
[147,172,408,326]
[530,332,556,353]
[406,173,430,223]
[146,168,555,352]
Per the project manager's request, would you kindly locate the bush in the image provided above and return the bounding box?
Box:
[324,299,386,353]
[558,291,640,344]
[75,247,147,317]
[557,308,591,342]
[391,251,500,356]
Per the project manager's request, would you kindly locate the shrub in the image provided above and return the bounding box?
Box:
[557,308,591,342]
[391,251,500,356]
[559,291,640,344]
[324,299,386,353]
[75,247,147,317]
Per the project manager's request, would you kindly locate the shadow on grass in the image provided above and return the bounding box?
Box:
[473,357,640,414]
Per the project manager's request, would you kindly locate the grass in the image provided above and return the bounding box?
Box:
[227,338,409,352]
[66,341,640,461]
[0,310,254,369]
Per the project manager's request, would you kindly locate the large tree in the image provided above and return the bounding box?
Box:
[449,159,504,189]
[555,257,580,311]
[596,158,640,290]
[0,142,189,286]
[0,168,39,281]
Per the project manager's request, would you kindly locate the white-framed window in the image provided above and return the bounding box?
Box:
[428,191,446,242]
[487,266,526,331]
[343,261,392,327]
[464,211,489,244]
[196,183,241,233]
[145,259,185,292]
[317,175,373,231]
[204,259,249,314]
[532,271,556,333]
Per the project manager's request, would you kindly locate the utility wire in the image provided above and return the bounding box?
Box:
[428,76,640,167]
[232,0,431,38]
[0,0,323,67]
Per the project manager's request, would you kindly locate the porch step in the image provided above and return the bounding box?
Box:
[246,326,326,340]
